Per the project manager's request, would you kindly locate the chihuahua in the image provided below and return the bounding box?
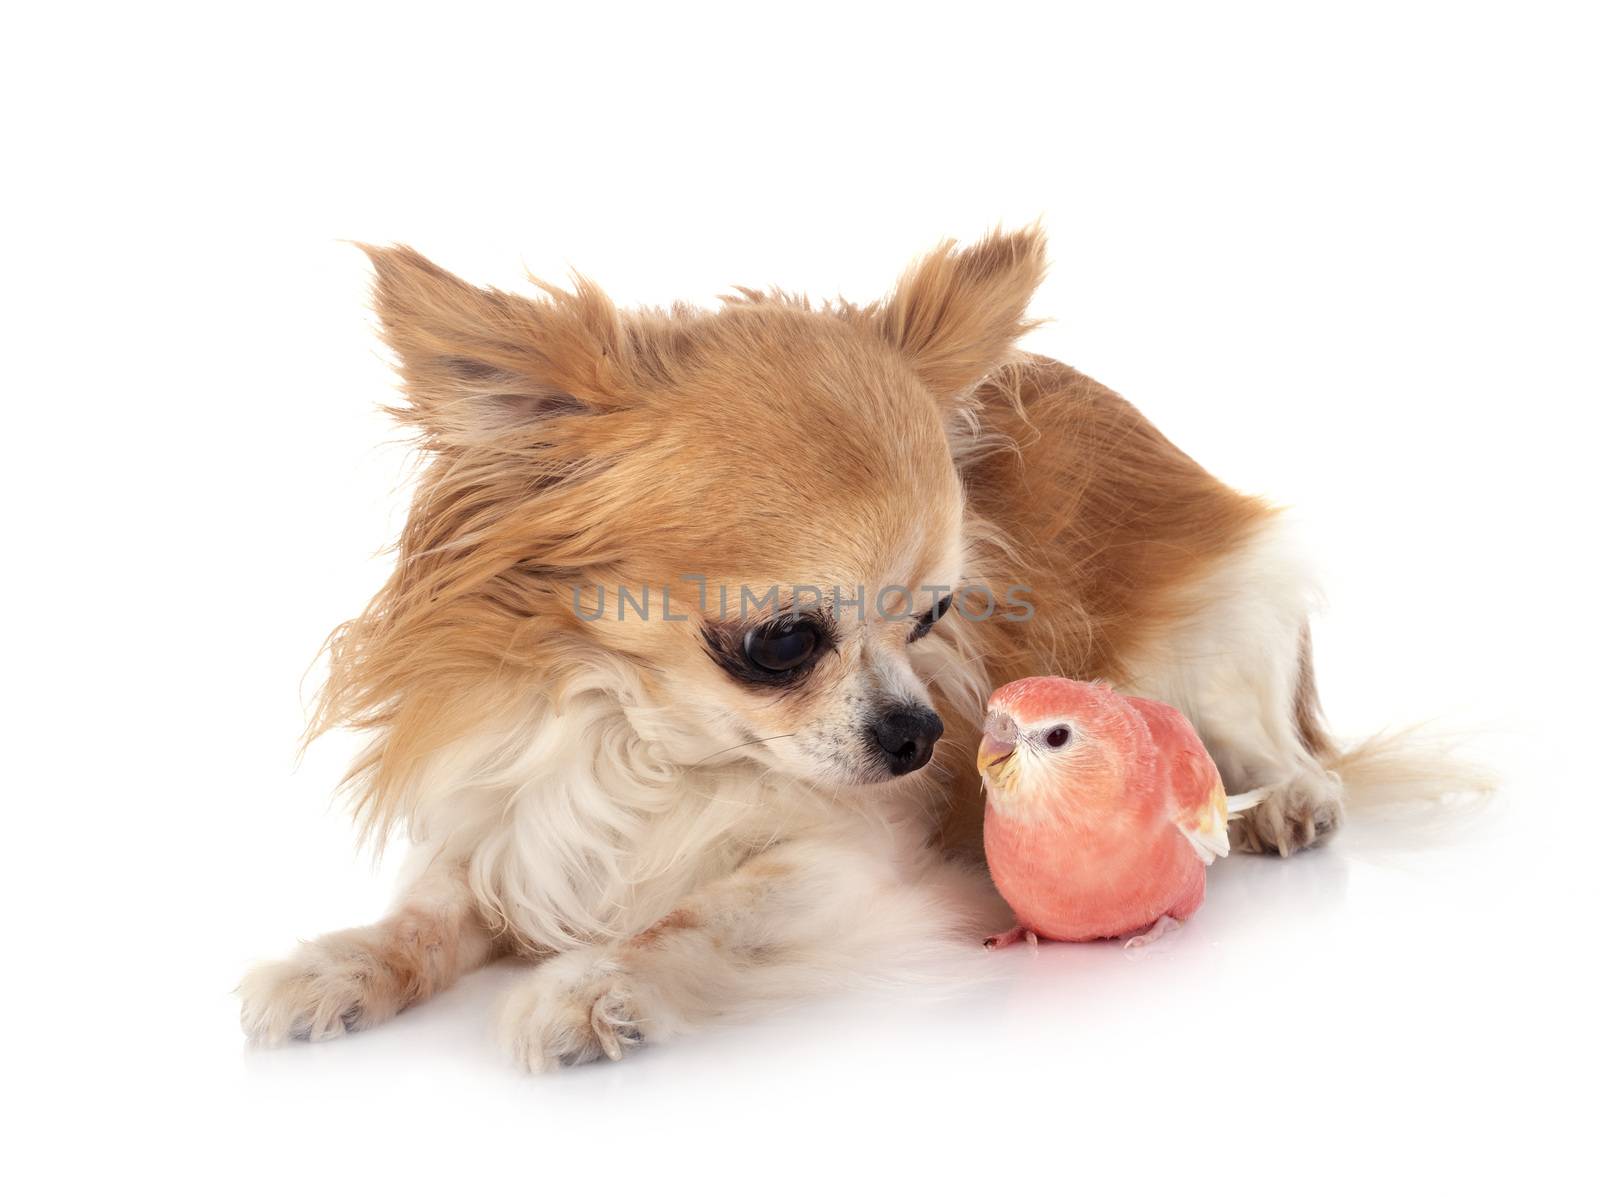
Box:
[240,228,1421,1069]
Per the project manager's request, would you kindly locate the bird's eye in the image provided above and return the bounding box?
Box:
[1045,725,1072,749]
[907,594,954,643]
[742,619,824,674]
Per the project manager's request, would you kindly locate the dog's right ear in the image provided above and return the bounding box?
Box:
[360,245,630,445]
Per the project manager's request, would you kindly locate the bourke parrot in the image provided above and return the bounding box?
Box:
[978,676,1258,949]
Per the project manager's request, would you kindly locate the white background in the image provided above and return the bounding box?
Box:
[6,3,1596,1193]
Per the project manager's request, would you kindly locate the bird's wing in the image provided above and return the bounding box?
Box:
[1175,771,1232,865]
[1125,696,1231,865]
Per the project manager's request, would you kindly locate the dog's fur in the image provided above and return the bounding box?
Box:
[240,228,1391,1068]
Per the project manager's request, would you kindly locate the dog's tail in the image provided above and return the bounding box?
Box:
[1325,728,1494,810]
[1296,627,1495,824]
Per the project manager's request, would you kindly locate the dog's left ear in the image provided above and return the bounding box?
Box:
[874,226,1047,396]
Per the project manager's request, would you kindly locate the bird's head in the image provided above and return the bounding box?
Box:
[977,676,1139,822]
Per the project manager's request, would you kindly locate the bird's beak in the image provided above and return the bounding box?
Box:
[978,732,1018,788]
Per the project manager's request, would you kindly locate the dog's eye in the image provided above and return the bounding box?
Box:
[743,619,824,674]
[1045,725,1072,749]
[907,594,954,643]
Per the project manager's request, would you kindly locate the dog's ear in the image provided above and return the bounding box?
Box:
[360,244,630,445]
[873,226,1047,396]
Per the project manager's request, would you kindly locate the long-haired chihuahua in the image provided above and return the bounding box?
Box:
[240,228,1444,1070]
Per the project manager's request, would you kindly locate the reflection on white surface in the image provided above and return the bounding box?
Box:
[203,783,1584,1193]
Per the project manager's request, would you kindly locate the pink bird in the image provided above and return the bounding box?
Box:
[978,676,1245,948]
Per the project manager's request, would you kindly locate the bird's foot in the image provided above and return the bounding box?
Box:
[983,925,1038,951]
[1124,915,1182,951]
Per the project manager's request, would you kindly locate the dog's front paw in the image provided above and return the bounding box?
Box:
[238,930,406,1045]
[1231,770,1344,856]
[498,950,648,1072]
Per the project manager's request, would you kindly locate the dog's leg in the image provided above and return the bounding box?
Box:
[1122,526,1344,856]
[497,830,998,1071]
[239,852,496,1044]
[1217,620,1347,857]
[1175,621,1343,858]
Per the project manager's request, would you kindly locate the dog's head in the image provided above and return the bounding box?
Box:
[341,230,1045,795]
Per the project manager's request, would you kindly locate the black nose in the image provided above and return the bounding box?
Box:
[871,704,945,776]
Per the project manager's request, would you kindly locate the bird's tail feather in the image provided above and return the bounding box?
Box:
[1226,790,1267,816]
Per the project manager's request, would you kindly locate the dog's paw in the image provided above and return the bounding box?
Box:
[238,930,407,1045]
[498,950,648,1073]
[1231,771,1344,857]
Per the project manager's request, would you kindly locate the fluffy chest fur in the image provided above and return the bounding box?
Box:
[401,675,926,951]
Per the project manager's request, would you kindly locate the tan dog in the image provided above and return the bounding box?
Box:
[240,228,1403,1069]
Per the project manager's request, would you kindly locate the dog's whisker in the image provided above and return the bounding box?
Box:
[686,733,798,769]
